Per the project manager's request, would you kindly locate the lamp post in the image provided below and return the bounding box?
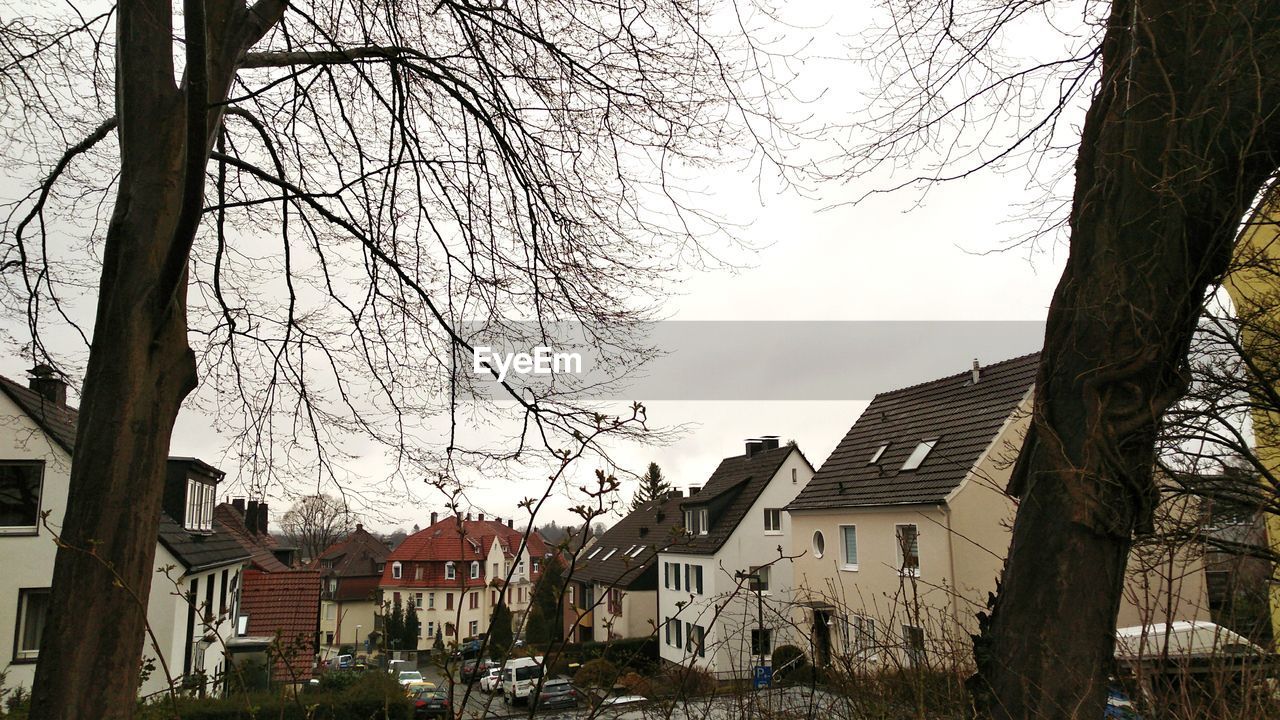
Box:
[356,624,363,655]
[734,570,767,679]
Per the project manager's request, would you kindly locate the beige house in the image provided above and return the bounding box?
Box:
[786,353,1209,669]
[314,524,388,658]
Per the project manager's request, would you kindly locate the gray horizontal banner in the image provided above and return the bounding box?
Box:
[462,321,1045,401]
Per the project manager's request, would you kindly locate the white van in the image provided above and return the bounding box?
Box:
[501,656,545,704]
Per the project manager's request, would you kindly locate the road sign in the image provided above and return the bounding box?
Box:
[753,665,772,689]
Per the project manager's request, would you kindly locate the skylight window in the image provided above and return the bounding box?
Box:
[867,443,889,465]
[630,545,646,558]
[587,547,602,560]
[601,548,618,561]
[901,439,938,471]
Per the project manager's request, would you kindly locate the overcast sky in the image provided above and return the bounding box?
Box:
[0,0,1082,533]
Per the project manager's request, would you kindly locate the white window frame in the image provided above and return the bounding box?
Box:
[185,478,213,532]
[470,561,480,579]
[903,624,925,666]
[428,592,435,609]
[445,561,456,580]
[414,592,424,609]
[901,439,938,471]
[600,548,617,562]
[812,530,825,559]
[391,561,402,580]
[839,524,859,571]
[0,461,45,535]
[851,615,877,660]
[749,565,770,593]
[868,443,889,465]
[895,524,920,576]
[763,508,782,534]
[697,508,708,535]
[15,587,50,660]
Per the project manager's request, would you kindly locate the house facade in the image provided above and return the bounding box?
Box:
[570,492,686,642]
[0,370,248,698]
[380,514,549,649]
[786,354,1210,670]
[657,438,815,679]
[314,524,389,658]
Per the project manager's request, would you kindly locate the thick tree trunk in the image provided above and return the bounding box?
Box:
[27,0,282,716]
[973,2,1280,719]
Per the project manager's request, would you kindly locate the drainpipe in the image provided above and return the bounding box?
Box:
[942,504,960,627]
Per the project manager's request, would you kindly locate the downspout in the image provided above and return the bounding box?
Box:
[943,503,960,627]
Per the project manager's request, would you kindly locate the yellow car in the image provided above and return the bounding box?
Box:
[404,680,437,696]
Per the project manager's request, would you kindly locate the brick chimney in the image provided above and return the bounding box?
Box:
[465,512,472,521]
[430,511,438,525]
[246,500,260,534]
[507,518,513,528]
[745,438,764,457]
[27,365,67,406]
[232,497,246,515]
[478,513,485,522]
[255,503,269,535]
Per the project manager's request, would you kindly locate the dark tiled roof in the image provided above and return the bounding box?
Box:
[240,569,321,682]
[572,493,688,588]
[787,353,1038,511]
[312,525,389,578]
[0,374,77,452]
[215,503,292,572]
[157,514,250,572]
[675,445,806,556]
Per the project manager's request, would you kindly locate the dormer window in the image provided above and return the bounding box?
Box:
[470,561,480,579]
[185,478,214,532]
[901,439,938,471]
[868,443,889,465]
[392,561,402,579]
[684,508,708,536]
[445,561,456,580]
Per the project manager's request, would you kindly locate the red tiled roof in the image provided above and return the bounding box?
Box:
[240,569,321,682]
[312,524,389,578]
[216,503,291,572]
[381,516,550,588]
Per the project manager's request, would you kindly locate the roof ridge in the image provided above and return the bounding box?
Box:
[866,351,1041,401]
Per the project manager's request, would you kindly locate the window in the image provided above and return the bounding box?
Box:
[15,588,50,660]
[493,562,499,577]
[325,631,334,646]
[663,562,671,589]
[470,561,480,579]
[428,592,436,609]
[414,565,423,580]
[532,559,541,573]
[391,562,402,579]
[184,478,213,532]
[629,545,646,558]
[427,621,435,637]
[763,508,782,534]
[750,628,773,656]
[684,508,708,535]
[791,467,798,483]
[587,547,602,560]
[600,548,617,562]
[468,620,479,637]
[812,530,825,558]
[446,593,454,610]
[691,624,706,657]
[518,560,526,575]
[903,625,925,665]
[749,565,770,592]
[469,591,479,610]
[325,603,336,620]
[568,585,576,606]
[840,525,859,570]
[868,443,889,464]
[445,562,456,580]
[901,439,937,471]
[693,565,704,594]
[414,592,424,609]
[674,619,683,648]
[851,616,876,659]
[895,524,920,575]
[608,588,623,616]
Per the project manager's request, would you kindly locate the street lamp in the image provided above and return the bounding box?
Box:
[734,570,767,679]
[356,624,363,655]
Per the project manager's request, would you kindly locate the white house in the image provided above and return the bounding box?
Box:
[657,437,815,679]
[0,367,248,699]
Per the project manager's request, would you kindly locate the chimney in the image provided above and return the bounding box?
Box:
[256,502,269,535]
[745,438,764,457]
[232,497,246,515]
[687,485,702,497]
[971,359,981,385]
[507,518,513,528]
[478,513,485,522]
[246,500,260,534]
[759,436,780,451]
[355,523,363,533]
[430,511,438,525]
[27,365,67,406]
[465,512,472,521]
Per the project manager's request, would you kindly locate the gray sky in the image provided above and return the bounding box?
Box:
[0,0,1079,533]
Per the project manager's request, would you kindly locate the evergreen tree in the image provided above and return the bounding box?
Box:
[433,628,444,655]
[385,598,404,651]
[403,604,421,650]
[488,603,514,661]
[630,462,671,511]
[525,554,566,646]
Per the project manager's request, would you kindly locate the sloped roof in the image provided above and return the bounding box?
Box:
[389,516,549,564]
[156,514,250,572]
[788,353,1038,510]
[0,374,77,452]
[240,569,321,681]
[675,444,805,556]
[573,493,688,588]
[312,524,389,577]
[215,503,291,572]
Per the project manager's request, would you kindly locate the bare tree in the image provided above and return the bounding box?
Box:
[0,0,802,716]
[279,493,353,562]
[840,1,1280,718]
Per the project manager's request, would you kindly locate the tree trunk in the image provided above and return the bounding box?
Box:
[973,2,1280,718]
[27,0,282,716]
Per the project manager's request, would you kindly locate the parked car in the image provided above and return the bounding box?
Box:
[461,658,495,681]
[1105,687,1141,720]
[398,670,425,687]
[413,688,450,719]
[532,678,578,710]
[404,680,437,696]
[597,686,646,707]
[480,666,503,693]
[452,638,483,660]
[502,656,545,704]
[332,654,353,669]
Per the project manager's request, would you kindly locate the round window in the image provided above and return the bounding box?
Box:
[812,530,826,558]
